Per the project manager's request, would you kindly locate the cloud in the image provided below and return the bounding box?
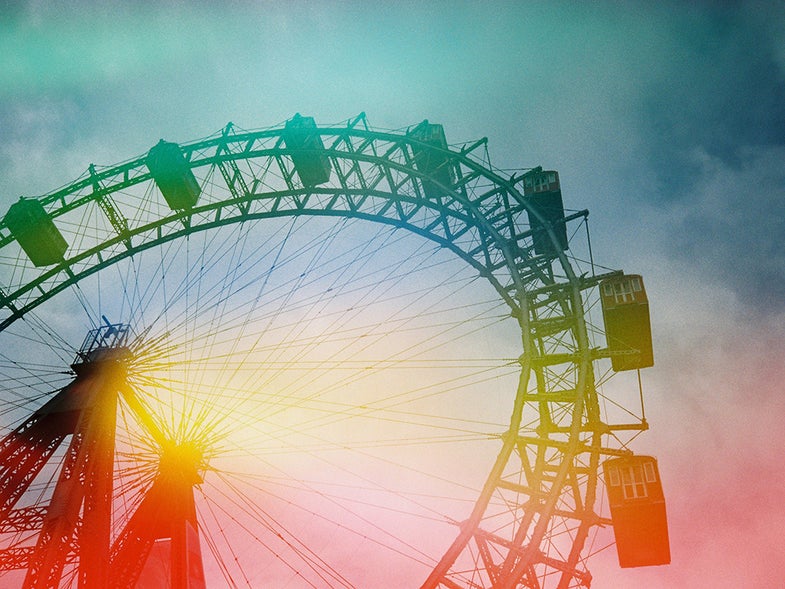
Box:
[632,3,785,190]
[654,145,785,314]
[0,98,88,199]
[577,3,785,315]
[645,314,785,588]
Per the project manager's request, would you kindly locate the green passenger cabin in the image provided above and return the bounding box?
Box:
[146,140,201,211]
[409,120,454,199]
[282,114,332,187]
[4,197,68,267]
[522,167,568,257]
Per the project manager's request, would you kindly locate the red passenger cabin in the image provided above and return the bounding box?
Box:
[603,455,670,568]
[522,168,568,257]
[600,274,654,371]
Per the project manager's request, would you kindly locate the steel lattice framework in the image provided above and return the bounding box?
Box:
[0,114,649,588]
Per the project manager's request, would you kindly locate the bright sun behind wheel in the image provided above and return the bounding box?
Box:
[117,218,518,586]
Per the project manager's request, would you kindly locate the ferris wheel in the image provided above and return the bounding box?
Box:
[0,114,668,588]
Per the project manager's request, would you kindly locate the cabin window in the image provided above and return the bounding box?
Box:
[621,464,648,500]
[608,466,620,486]
[603,283,613,296]
[631,277,642,292]
[613,280,634,304]
[644,461,657,483]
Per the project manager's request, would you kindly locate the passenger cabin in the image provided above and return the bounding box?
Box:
[600,274,654,371]
[4,197,68,266]
[603,455,670,568]
[146,140,201,210]
[409,121,454,199]
[522,168,568,257]
[283,114,332,187]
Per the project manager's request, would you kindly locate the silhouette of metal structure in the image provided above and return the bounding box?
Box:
[0,114,666,587]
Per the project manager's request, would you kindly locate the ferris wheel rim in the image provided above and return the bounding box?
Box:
[0,115,610,588]
[0,117,576,331]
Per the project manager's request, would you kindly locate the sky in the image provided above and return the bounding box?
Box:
[1,1,784,587]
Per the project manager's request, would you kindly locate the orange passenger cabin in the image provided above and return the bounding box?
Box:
[522,168,568,257]
[409,121,455,199]
[603,455,670,568]
[146,140,202,211]
[283,113,332,187]
[4,197,68,267]
[600,274,654,371]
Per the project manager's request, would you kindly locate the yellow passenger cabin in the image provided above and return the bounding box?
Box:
[600,274,654,371]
